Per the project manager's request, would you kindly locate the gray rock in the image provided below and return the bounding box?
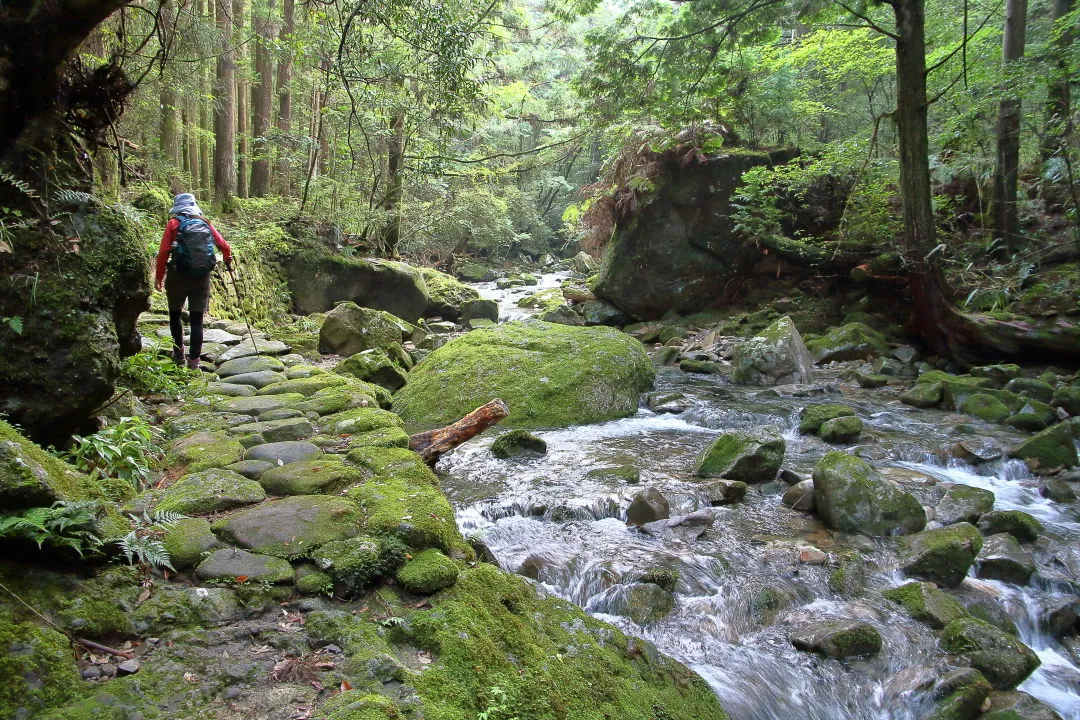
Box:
[976,533,1036,585]
[244,441,324,466]
[215,394,304,416]
[155,468,266,515]
[892,346,918,364]
[216,356,286,378]
[581,299,631,327]
[626,488,669,526]
[640,510,715,542]
[951,437,1003,463]
[206,382,257,397]
[318,302,408,357]
[782,480,815,511]
[195,548,295,583]
[211,496,362,558]
[1041,478,1076,503]
[224,459,275,479]
[218,338,292,362]
[732,316,815,386]
[200,329,243,346]
[791,619,882,658]
[937,484,995,525]
[229,417,314,443]
[219,371,288,389]
[258,459,364,496]
[941,618,1040,689]
[812,451,926,536]
[117,659,142,675]
[703,479,748,505]
[984,691,1065,720]
[538,304,584,326]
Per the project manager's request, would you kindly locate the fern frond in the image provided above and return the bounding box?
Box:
[0,169,40,199]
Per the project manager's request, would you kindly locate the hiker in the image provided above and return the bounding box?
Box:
[154,193,233,369]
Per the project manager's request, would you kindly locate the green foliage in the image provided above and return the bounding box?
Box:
[63,416,165,492]
[119,351,201,396]
[1,315,22,334]
[118,510,186,572]
[0,501,103,556]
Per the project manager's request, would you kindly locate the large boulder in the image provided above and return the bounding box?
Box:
[899,523,983,588]
[0,200,150,444]
[812,451,926,536]
[418,267,481,321]
[805,322,889,362]
[211,495,363,558]
[790,619,882,659]
[318,303,410,356]
[393,320,654,430]
[940,618,1040,689]
[593,149,795,319]
[694,425,785,482]
[732,316,815,386]
[1010,423,1078,470]
[286,253,430,321]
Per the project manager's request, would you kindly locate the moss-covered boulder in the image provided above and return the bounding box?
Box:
[899,523,983,588]
[318,406,403,435]
[155,468,266,515]
[258,458,365,496]
[976,509,1044,541]
[982,690,1067,720]
[0,615,83,718]
[168,431,246,472]
[798,405,856,434]
[539,304,585,326]
[318,302,410,357]
[819,415,863,443]
[228,416,314,443]
[805,322,889,363]
[598,582,677,626]
[334,349,408,392]
[419,267,480,320]
[1010,423,1078,470]
[936,485,995,525]
[901,381,944,408]
[926,669,992,720]
[940,618,1040,689]
[958,393,1012,424]
[256,374,350,397]
[1052,385,1080,416]
[812,451,926,536]
[311,536,405,595]
[883,582,969,629]
[970,364,1022,387]
[212,495,363,558]
[695,425,785,483]
[394,320,654,430]
[1004,377,1055,403]
[286,253,430,321]
[215,355,286,377]
[194,548,295,584]
[490,429,547,458]
[790,619,882,658]
[732,316,815,386]
[396,548,460,594]
[162,518,225,569]
[0,201,150,444]
[404,564,728,718]
[975,533,1036,585]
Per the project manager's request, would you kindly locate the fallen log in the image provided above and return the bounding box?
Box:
[409,399,510,465]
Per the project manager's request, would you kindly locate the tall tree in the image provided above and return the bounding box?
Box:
[213,0,238,202]
[250,0,275,196]
[1042,0,1075,162]
[274,0,295,195]
[159,0,180,170]
[234,0,249,198]
[991,0,1029,251]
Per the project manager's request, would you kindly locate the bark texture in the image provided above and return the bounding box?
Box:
[213,0,238,202]
[409,399,510,465]
[250,0,275,196]
[991,0,1028,250]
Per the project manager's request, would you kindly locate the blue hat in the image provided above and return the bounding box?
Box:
[169,193,203,217]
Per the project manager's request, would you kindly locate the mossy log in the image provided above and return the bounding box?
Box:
[408,399,510,465]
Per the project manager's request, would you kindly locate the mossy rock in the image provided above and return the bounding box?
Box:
[162,518,225,569]
[901,381,944,408]
[334,349,408,392]
[195,548,295,584]
[679,359,724,374]
[490,429,547,458]
[394,320,654,430]
[345,426,411,450]
[940,618,1040,689]
[0,616,83,718]
[975,533,1036,585]
[228,416,314,443]
[294,564,334,596]
[981,690,1069,720]
[285,364,327,380]
[396,548,460,594]
[926,669,992,720]
[167,431,246,472]
[598,582,677,626]
[798,404,856,434]
[321,692,402,720]
[695,425,785,483]
[155,468,266,515]
[976,510,1043,541]
[1003,377,1055,404]
[790,619,882,658]
[1052,385,1080,415]
[318,302,411,356]
[899,523,983,588]
[319,406,404,435]
[970,364,1022,387]
[937,485,995,525]
[586,465,641,484]
[1005,410,1048,432]
[819,415,863,443]
[311,536,405,595]
[812,451,926,536]
[291,383,389,415]
[211,495,363,558]
[883,582,969,628]
[343,476,460,553]
[1009,423,1078,470]
[214,393,307,416]
[256,374,349,397]
[419,266,480,320]
[731,315,815,386]
[258,458,366,496]
[805,322,889,362]
[854,372,889,388]
[958,393,1012,424]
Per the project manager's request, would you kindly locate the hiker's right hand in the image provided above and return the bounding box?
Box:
[155,280,163,291]
[224,258,233,271]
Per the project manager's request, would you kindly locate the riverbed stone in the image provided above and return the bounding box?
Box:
[958,393,1011,424]
[970,364,1022,387]
[732,316,815,386]
[798,404,856,434]
[216,394,306,416]
[983,691,1066,720]
[805,322,889,363]
[695,425,785,483]
[703,479,748,505]
[812,451,926,536]
[976,510,1043,541]
[1005,406,1049,432]
[156,468,266,515]
[168,431,246,472]
[1052,385,1080,416]
[927,669,992,720]
[394,320,654,430]
[257,375,350,398]
[940,618,1041,689]
[1004,377,1055,404]
[218,338,291,362]
[319,407,403,435]
[899,523,983,588]
[883,582,968,629]
[215,356,286,378]
[228,417,313,443]
[626,488,669,526]
[854,372,889,388]
[901,381,944,408]
[205,382,256,397]
[1041,478,1076,503]
[781,480,815,511]
[195,549,294,584]
[951,438,1003,463]
[244,441,324,466]
[790,619,882,658]
[258,459,365,496]
[318,303,408,356]
[936,485,995,525]
[223,459,274,479]
[602,583,676,626]
[975,533,1036,585]
[1010,423,1078,470]
[819,415,863,443]
[648,391,690,413]
[490,430,547,459]
[586,466,641,484]
[640,510,715,542]
[212,495,363,558]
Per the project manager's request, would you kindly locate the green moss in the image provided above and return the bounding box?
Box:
[798,405,855,434]
[0,614,83,718]
[162,518,222,569]
[639,569,680,592]
[396,549,460,594]
[311,536,406,595]
[926,670,992,720]
[155,468,266,515]
[259,458,366,496]
[957,393,1012,424]
[346,427,411,450]
[322,691,402,720]
[0,420,123,507]
[883,582,968,628]
[167,431,245,472]
[812,451,926,536]
[1009,423,1078,470]
[344,473,461,553]
[295,565,334,596]
[900,381,944,408]
[405,564,728,720]
[804,322,889,362]
[290,384,389,415]
[490,429,547,458]
[257,374,350,397]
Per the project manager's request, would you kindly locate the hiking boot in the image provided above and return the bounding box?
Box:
[186,356,202,371]
[172,347,185,365]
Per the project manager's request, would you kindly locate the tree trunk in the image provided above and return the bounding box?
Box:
[213,0,237,203]
[382,108,405,255]
[184,100,200,188]
[234,0,249,198]
[159,1,180,170]
[1042,0,1075,162]
[250,0,274,197]
[274,0,294,195]
[991,0,1029,251]
[409,400,510,465]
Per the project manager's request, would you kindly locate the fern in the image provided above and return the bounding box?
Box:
[118,532,175,571]
[0,168,40,199]
[53,189,95,207]
[0,501,102,556]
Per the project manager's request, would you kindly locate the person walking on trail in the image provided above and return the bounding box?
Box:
[154,193,233,369]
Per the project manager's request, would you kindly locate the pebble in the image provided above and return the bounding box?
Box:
[117,659,142,675]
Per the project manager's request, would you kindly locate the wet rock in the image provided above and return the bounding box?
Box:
[648,391,691,413]
[819,415,863,443]
[598,582,676,626]
[244,441,324,466]
[206,382,256,397]
[1041,478,1076,503]
[212,495,362,558]
[156,468,266,515]
[983,691,1065,720]
[218,338,291,362]
[970,364,1022,388]
[195,548,295,583]
[805,323,889,363]
[883,581,969,629]
[626,488,670,526]
[1051,385,1080,416]
[640,510,715,542]
[900,523,982,588]
[516,554,548,580]
[1010,423,1078,471]
[459,298,499,323]
[732,316,815,386]
[490,430,547,459]
[229,417,314,443]
[586,466,641,484]
[936,484,995,525]
[782,480,815,511]
[1005,407,1049,432]
[812,451,926,536]
[1004,377,1055,404]
[703,478,747,505]
[798,404,855,434]
[975,533,1036,585]
[957,393,1011,424]
[951,437,1003,463]
[581,299,631,327]
[927,668,992,720]
[854,372,889,388]
[977,510,1043,541]
[695,425,785,483]
[216,394,306,416]
[538,304,584,326]
[678,359,724,375]
[790,619,882,658]
[901,381,944,408]
[779,469,806,485]
[639,568,680,592]
[1036,596,1079,638]
[940,618,1040,689]
[216,356,286,378]
[318,302,409,356]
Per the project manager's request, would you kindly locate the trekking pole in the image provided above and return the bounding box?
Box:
[225,262,260,358]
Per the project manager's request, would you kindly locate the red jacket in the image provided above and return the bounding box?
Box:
[154,216,232,288]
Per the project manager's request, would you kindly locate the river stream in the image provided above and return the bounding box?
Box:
[439,273,1080,720]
